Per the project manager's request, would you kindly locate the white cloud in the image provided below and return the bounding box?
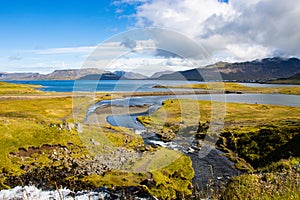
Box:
[29,46,97,55]
[8,55,22,61]
[128,0,300,61]
[105,56,192,76]
[226,44,271,61]
[113,0,149,6]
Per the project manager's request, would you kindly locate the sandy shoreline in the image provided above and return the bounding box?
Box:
[86,104,150,125]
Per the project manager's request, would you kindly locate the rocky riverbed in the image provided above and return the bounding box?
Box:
[141,131,240,189]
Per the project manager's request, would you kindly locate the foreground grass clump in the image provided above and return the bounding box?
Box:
[222,170,300,200]
[0,82,43,95]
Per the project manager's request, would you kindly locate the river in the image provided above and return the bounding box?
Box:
[86,92,300,189]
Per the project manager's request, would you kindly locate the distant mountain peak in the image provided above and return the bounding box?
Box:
[113,70,148,79]
[150,70,174,79]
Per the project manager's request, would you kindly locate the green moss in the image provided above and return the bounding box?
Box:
[218,121,300,170]
[150,155,194,199]
[130,148,182,172]
[137,116,151,126]
[0,119,83,171]
[80,171,148,188]
[103,126,144,148]
[263,158,300,172]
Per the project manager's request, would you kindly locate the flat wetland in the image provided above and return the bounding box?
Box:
[0,81,300,199]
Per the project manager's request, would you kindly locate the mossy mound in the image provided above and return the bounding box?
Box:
[218,120,300,171]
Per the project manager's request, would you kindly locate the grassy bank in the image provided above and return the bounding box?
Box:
[0,82,43,95]
[155,82,300,95]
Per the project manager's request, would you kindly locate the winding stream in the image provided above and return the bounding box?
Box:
[87,93,300,187]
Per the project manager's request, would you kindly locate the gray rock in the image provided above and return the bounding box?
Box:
[75,123,83,133]
[65,123,75,131]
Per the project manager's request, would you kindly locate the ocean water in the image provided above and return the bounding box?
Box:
[6,80,298,92]
[6,80,200,92]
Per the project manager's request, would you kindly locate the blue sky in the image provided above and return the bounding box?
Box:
[0,0,134,50]
[0,0,299,74]
[0,0,139,73]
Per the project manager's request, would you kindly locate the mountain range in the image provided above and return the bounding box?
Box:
[156,57,300,82]
[1,57,300,82]
[0,68,106,80]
